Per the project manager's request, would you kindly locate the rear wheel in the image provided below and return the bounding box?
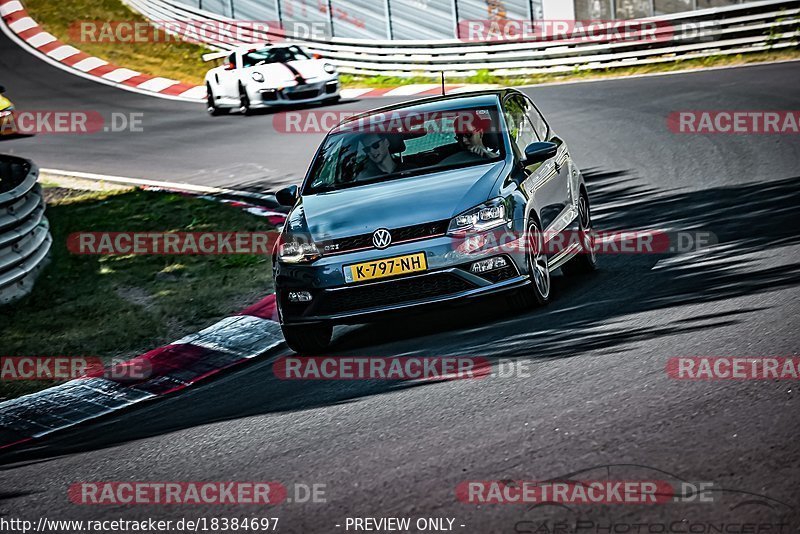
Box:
[508,218,551,311]
[281,323,333,354]
[562,190,598,275]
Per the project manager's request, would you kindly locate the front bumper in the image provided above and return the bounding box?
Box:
[249,78,340,107]
[275,230,529,326]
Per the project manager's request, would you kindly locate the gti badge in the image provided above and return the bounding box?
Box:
[372,228,392,249]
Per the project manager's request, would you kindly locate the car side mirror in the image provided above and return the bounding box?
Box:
[523,142,558,165]
[224,63,235,71]
[0,85,6,94]
[276,185,299,207]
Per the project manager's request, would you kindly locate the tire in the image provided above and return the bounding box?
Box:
[281,323,333,354]
[206,85,226,116]
[562,189,598,276]
[238,84,252,115]
[324,95,341,104]
[508,217,551,311]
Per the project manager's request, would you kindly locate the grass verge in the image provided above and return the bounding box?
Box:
[24,0,211,85]
[0,182,276,401]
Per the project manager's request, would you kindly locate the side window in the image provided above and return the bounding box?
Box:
[504,95,538,157]
[525,98,549,141]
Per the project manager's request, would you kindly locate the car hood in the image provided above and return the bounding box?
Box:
[248,60,331,84]
[294,161,507,241]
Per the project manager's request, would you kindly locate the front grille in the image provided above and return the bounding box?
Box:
[286,89,320,101]
[260,90,278,102]
[321,220,448,255]
[311,273,475,315]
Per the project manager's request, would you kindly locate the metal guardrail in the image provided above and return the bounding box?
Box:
[124,0,800,76]
[0,156,52,305]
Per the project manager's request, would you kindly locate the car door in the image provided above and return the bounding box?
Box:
[524,95,573,227]
[503,94,563,232]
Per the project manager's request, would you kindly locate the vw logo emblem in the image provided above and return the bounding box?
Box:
[372,228,392,249]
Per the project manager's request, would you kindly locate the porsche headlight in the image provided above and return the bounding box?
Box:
[448,198,509,235]
[323,63,337,74]
[251,72,265,83]
[278,235,321,264]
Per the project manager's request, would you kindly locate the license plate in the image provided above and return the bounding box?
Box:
[344,252,427,283]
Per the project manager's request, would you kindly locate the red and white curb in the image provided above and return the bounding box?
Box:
[0,0,494,103]
[0,0,204,101]
[0,294,285,451]
[0,184,289,452]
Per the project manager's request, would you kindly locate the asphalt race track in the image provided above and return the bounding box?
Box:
[2,25,800,532]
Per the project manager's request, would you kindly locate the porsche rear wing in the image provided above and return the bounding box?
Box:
[202,51,230,63]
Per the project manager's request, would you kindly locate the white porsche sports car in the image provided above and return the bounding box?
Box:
[203,44,340,115]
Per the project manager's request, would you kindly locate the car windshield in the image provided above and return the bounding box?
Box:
[242,46,308,68]
[304,107,505,194]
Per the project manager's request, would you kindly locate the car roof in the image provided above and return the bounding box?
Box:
[338,89,522,128]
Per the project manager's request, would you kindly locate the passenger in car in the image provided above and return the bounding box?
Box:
[356,132,414,180]
[441,111,499,165]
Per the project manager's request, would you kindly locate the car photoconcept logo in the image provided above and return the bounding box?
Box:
[373,228,392,249]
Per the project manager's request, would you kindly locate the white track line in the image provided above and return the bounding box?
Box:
[40,168,279,202]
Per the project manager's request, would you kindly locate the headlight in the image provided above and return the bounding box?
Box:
[278,235,321,264]
[323,63,337,74]
[251,72,265,83]
[448,198,509,235]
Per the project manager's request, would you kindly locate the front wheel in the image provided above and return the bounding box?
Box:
[281,323,333,354]
[239,84,252,115]
[508,218,551,311]
[206,85,226,116]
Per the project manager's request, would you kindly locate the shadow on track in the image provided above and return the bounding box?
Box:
[3,170,799,464]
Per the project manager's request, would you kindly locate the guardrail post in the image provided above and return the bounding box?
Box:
[229,0,235,19]
[327,0,335,37]
[452,0,460,39]
[384,0,394,39]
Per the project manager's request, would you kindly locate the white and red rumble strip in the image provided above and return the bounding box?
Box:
[0,0,206,100]
[0,187,288,452]
[0,294,284,450]
[0,0,492,102]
